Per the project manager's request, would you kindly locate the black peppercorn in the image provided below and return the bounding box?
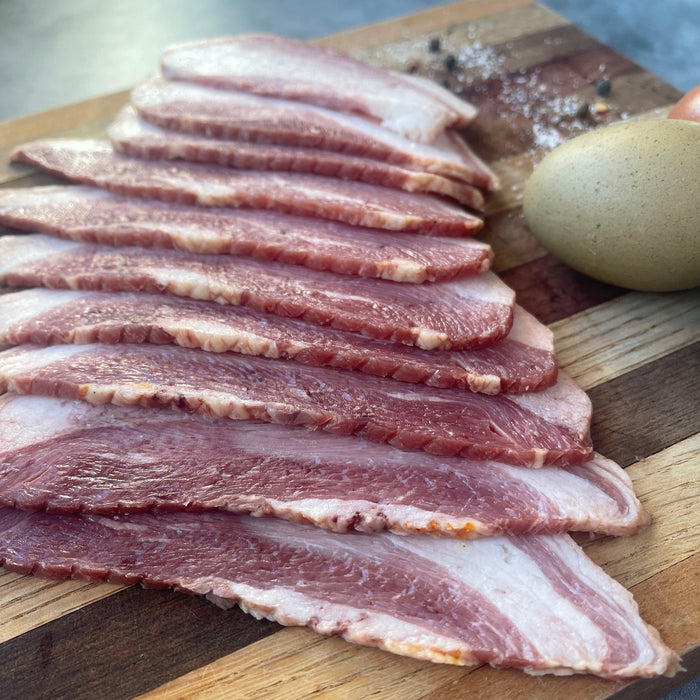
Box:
[596,78,611,97]
[428,37,441,53]
[576,103,590,119]
[443,54,457,71]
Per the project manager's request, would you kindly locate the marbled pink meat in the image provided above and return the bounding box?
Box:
[109,107,485,209]
[0,186,492,283]
[160,34,476,142]
[132,78,497,188]
[0,395,645,536]
[11,140,483,236]
[0,235,514,351]
[0,290,554,394]
[0,506,677,677]
[0,343,592,467]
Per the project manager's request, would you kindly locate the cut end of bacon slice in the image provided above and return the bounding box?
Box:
[11,139,484,237]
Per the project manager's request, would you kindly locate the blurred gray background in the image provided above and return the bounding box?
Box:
[0,1,697,698]
[0,0,698,121]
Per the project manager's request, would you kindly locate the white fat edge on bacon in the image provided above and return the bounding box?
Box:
[392,532,674,676]
[0,234,81,276]
[0,288,84,336]
[0,343,85,383]
[507,306,555,352]
[510,371,592,440]
[451,270,515,307]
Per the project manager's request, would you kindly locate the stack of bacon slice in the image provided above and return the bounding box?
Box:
[0,34,677,679]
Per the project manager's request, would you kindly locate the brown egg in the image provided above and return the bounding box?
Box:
[523,119,700,292]
[668,84,700,122]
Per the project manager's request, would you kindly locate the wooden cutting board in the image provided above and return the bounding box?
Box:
[0,1,697,698]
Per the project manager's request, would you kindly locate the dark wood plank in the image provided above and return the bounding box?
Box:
[500,252,625,323]
[589,344,700,467]
[0,585,280,700]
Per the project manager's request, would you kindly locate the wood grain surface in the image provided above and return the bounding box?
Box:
[0,1,698,698]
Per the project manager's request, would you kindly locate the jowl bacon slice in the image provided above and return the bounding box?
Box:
[11,139,483,236]
[160,34,476,143]
[0,506,677,678]
[0,186,492,283]
[109,107,485,209]
[0,343,592,467]
[0,290,554,395]
[0,394,644,537]
[131,77,496,188]
[0,235,514,351]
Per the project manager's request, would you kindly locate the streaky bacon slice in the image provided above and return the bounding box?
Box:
[109,107,485,209]
[132,77,497,189]
[0,235,514,351]
[0,394,646,537]
[0,343,592,467]
[0,506,677,678]
[11,140,483,237]
[0,289,554,395]
[0,186,492,283]
[160,34,476,143]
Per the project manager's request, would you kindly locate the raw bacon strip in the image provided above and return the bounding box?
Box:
[160,34,476,142]
[0,343,592,467]
[11,140,483,237]
[0,395,646,537]
[0,235,513,351]
[132,77,497,189]
[0,290,554,394]
[0,506,677,678]
[109,107,485,210]
[0,186,492,283]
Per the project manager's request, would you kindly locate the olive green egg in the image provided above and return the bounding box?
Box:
[523,119,700,292]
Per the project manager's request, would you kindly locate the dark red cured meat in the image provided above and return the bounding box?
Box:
[0,343,592,467]
[108,107,485,210]
[0,395,646,536]
[0,289,553,395]
[0,506,677,677]
[160,34,476,142]
[0,235,514,351]
[131,77,497,189]
[11,140,484,237]
[0,186,492,283]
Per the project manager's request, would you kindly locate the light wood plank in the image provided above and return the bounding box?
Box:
[587,435,700,587]
[552,289,700,390]
[0,569,122,643]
